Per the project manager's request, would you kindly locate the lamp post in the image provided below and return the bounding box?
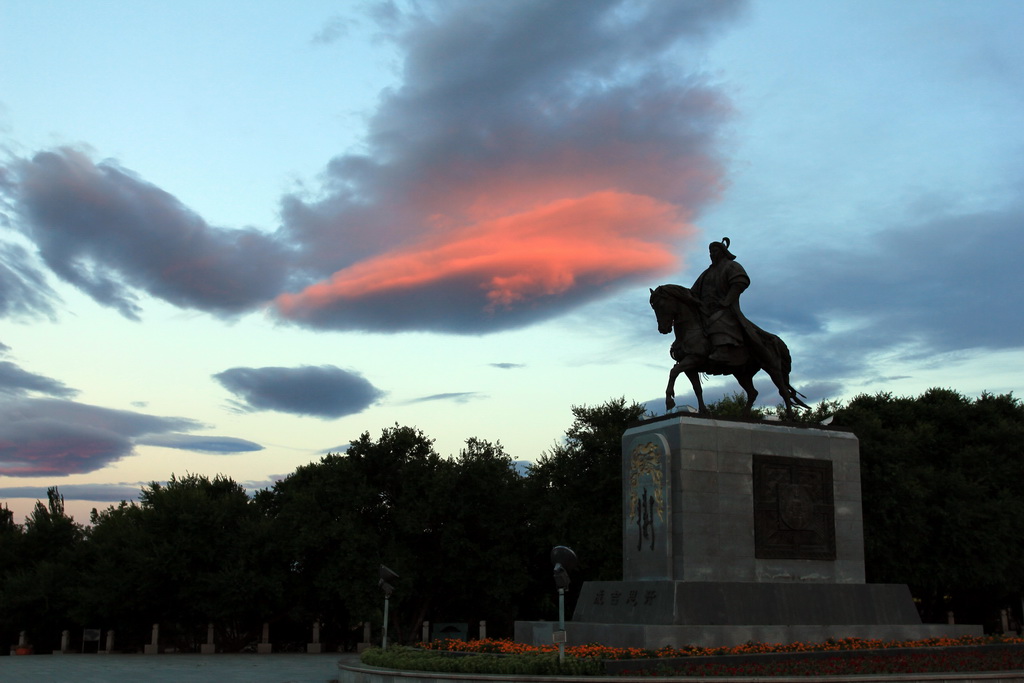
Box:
[378,564,399,650]
[550,546,578,664]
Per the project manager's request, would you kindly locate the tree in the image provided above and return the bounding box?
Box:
[708,391,766,418]
[256,449,381,650]
[83,474,276,651]
[524,398,648,618]
[428,437,529,636]
[262,426,533,645]
[0,488,86,652]
[0,503,25,648]
[834,389,1024,625]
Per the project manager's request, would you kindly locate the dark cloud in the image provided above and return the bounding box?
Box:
[311,16,353,45]
[403,392,483,405]
[4,148,291,320]
[136,433,264,454]
[0,477,284,507]
[273,0,743,332]
[213,365,383,419]
[0,482,146,504]
[490,363,525,370]
[0,2,744,334]
[0,398,203,477]
[712,201,1024,389]
[0,360,78,398]
[0,242,59,319]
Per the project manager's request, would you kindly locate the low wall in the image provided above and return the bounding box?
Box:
[339,661,1024,683]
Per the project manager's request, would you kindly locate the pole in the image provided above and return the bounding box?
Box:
[382,595,390,651]
[558,587,565,664]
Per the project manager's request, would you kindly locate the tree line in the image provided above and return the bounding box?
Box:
[2,389,1022,652]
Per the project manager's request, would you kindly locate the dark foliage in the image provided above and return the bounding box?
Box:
[3,390,1023,649]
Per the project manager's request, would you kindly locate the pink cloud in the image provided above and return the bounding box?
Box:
[275,190,693,323]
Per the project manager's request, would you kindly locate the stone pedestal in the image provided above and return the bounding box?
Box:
[515,415,981,648]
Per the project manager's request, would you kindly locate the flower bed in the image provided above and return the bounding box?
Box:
[401,635,1024,677]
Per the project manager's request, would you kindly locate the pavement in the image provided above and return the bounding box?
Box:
[0,652,360,683]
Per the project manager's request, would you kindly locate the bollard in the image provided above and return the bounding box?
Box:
[479,620,486,640]
[422,620,430,643]
[145,623,160,654]
[103,629,115,654]
[947,611,955,625]
[14,630,31,655]
[258,622,272,654]
[357,621,372,653]
[307,620,322,654]
[201,623,216,654]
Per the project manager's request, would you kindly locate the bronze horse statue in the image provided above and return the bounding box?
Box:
[649,284,810,417]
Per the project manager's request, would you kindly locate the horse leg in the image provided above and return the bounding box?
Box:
[666,363,683,411]
[685,369,706,414]
[764,368,796,419]
[734,370,759,416]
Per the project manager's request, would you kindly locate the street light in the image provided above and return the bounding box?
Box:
[379,564,399,650]
[550,546,578,663]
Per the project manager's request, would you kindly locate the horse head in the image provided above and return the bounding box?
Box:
[650,284,696,335]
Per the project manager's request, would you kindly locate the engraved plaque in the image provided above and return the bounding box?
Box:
[623,433,671,579]
[753,454,836,560]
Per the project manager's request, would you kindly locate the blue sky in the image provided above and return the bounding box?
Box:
[2,0,1023,523]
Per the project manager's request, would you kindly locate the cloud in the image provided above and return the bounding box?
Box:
[213,365,384,419]
[1,1,743,334]
[275,192,689,331]
[0,360,78,398]
[136,433,264,454]
[403,392,483,405]
[5,148,291,320]
[738,200,1024,386]
[0,482,147,504]
[272,1,741,332]
[311,16,353,45]
[0,398,202,476]
[0,242,59,320]
[490,363,525,370]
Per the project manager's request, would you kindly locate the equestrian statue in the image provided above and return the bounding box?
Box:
[649,237,810,418]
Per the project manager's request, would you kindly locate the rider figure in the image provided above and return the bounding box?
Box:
[691,237,750,364]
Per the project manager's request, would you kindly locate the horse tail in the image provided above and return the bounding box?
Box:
[765,333,811,408]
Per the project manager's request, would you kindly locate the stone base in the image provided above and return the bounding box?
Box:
[257,643,272,654]
[307,642,322,654]
[515,620,982,650]
[200,643,216,654]
[574,581,922,626]
[143,644,159,654]
[516,580,983,649]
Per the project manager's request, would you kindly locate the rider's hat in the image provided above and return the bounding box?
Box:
[709,237,737,260]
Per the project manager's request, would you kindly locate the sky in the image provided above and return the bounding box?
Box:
[2,0,1023,524]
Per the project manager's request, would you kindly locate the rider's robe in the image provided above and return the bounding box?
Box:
[690,259,786,374]
[691,258,750,350]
